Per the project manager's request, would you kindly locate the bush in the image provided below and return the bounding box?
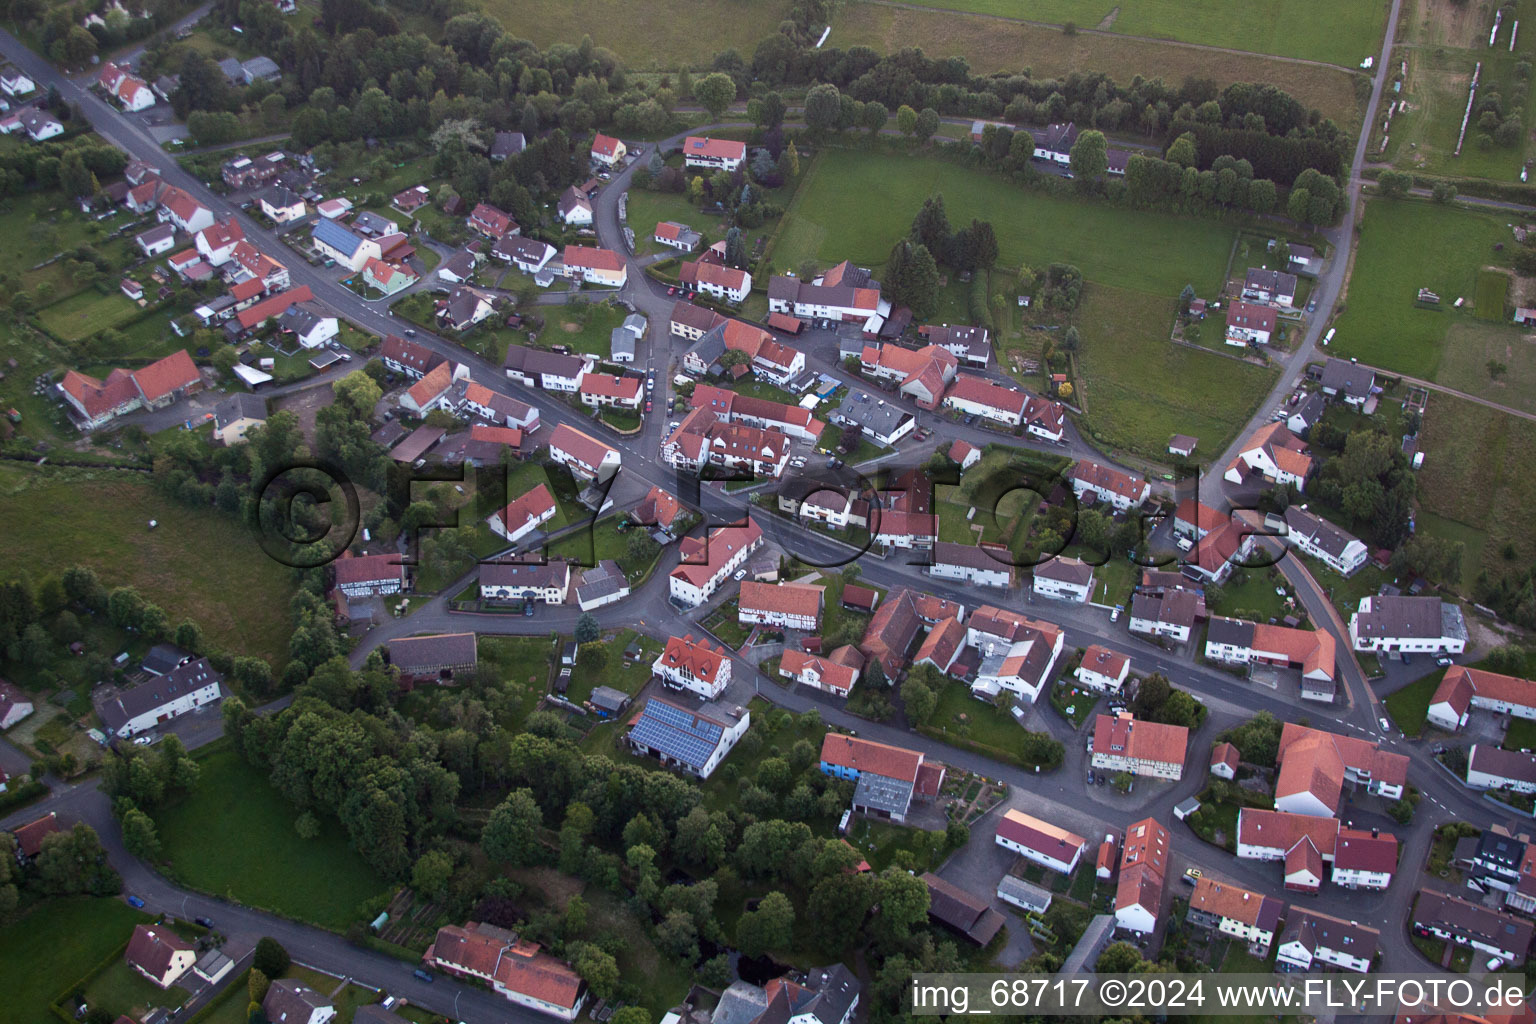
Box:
[253,937,289,978]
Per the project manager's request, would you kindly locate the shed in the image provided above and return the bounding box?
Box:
[590,685,631,717]
[1173,796,1202,820]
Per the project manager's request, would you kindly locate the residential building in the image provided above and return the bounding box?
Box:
[1349,595,1468,655]
[1274,723,1409,816]
[1070,460,1149,511]
[738,581,825,631]
[779,646,863,698]
[212,392,266,445]
[262,980,334,1024]
[921,873,1005,945]
[1286,392,1327,437]
[913,616,966,674]
[141,644,195,676]
[4,106,62,141]
[135,223,176,257]
[949,439,981,469]
[860,342,957,409]
[0,70,35,96]
[627,697,750,780]
[363,257,417,295]
[942,373,1027,427]
[631,485,687,533]
[233,285,316,334]
[572,561,628,612]
[0,680,35,729]
[391,185,430,213]
[821,734,943,824]
[1224,421,1313,490]
[1283,505,1368,576]
[468,203,516,239]
[578,373,643,410]
[425,922,585,1020]
[668,519,763,606]
[662,407,791,480]
[311,217,381,271]
[439,285,495,331]
[1242,267,1298,307]
[1211,742,1241,780]
[380,335,444,379]
[921,323,991,366]
[1032,121,1079,164]
[1225,301,1277,346]
[489,483,557,542]
[670,299,724,341]
[708,966,859,1024]
[1276,909,1379,974]
[1203,617,1337,693]
[995,809,1087,875]
[95,658,223,738]
[1288,243,1323,276]
[1466,745,1536,794]
[680,259,751,303]
[1187,877,1285,952]
[652,634,732,698]
[400,362,463,416]
[966,605,1065,702]
[437,251,476,285]
[493,235,556,275]
[1128,589,1204,645]
[1238,808,1341,892]
[1032,556,1093,603]
[1428,667,1536,733]
[230,240,290,291]
[256,185,306,224]
[1168,433,1199,457]
[653,221,700,251]
[562,245,626,286]
[929,541,1013,589]
[689,384,822,441]
[221,152,282,189]
[503,345,590,392]
[59,349,202,429]
[859,588,964,678]
[1091,712,1187,780]
[682,135,746,170]
[1115,817,1169,934]
[490,131,526,160]
[767,262,890,329]
[387,632,477,681]
[333,551,404,598]
[547,424,620,480]
[1076,645,1130,694]
[831,390,915,446]
[10,811,59,861]
[1332,828,1398,890]
[155,185,215,235]
[478,560,570,605]
[1412,890,1533,966]
[557,186,593,226]
[279,302,338,349]
[589,132,626,167]
[125,925,195,989]
[1320,357,1376,408]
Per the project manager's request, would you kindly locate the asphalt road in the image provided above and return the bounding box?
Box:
[0,0,1509,981]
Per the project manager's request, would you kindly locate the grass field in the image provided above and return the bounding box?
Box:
[0,898,150,1024]
[36,289,143,343]
[1416,392,1536,585]
[548,304,628,359]
[882,0,1388,66]
[0,463,298,665]
[82,959,192,1020]
[1435,321,1536,415]
[1073,286,1278,458]
[773,150,1233,296]
[1384,669,1449,736]
[830,5,1366,129]
[1379,0,1536,181]
[1332,199,1513,377]
[153,746,390,931]
[1475,270,1510,322]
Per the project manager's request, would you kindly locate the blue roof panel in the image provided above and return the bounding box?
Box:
[312,216,364,258]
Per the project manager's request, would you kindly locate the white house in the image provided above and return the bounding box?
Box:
[994,809,1087,875]
[668,519,763,607]
[488,483,557,542]
[1224,300,1277,347]
[1276,910,1378,974]
[561,245,627,287]
[1466,744,1536,794]
[1091,712,1187,781]
[0,70,35,97]
[1242,267,1298,308]
[547,423,620,481]
[627,698,751,780]
[681,259,750,303]
[477,560,570,605]
[929,542,1013,589]
[1427,667,1536,733]
[1188,877,1285,952]
[257,185,306,224]
[1283,506,1368,576]
[1223,421,1313,491]
[1115,817,1169,935]
[135,223,177,258]
[1070,460,1149,511]
[332,552,404,599]
[1075,645,1130,694]
[1032,557,1093,603]
[1412,891,1534,967]
[590,132,626,167]
[651,634,732,699]
[1032,122,1078,164]
[557,185,593,226]
[942,373,1028,428]
[1349,595,1468,655]
[125,925,196,989]
[682,135,746,171]
[426,923,585,1021]
[738,581,824,632]
[280,303,339,349]
[194,219,244,267]
[94,658,222,738]
[312,217,381,272]
[0,680,35,729]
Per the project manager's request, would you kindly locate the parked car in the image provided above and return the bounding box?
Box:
[733,569,747,580]
[1182,868,1201,885]
[667,286,677,296]
[403,328,416,336]
[1436,656,1454,666]
[523,602,535,618]
[645,400,652,412]
[195,917,214,928]
[127,895,145,908]
[1086,770,1094,786]
[413,969,435,983]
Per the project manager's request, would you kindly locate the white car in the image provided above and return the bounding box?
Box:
[133,735,154,746]
[733,569,747,580]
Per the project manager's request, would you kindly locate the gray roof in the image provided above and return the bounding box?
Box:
[589,685,630,712]
[1131,589,1199,627]
[439,251,476,280]
[1414,890,1534,956]
[504,343,586,379]
[800,964,860,1024]
[1320,357,1375,399]
[257,184,303,209]
[313,216,366,257]
[1284,506,1362,561]
[141,643,194,676]
[136,222,176,247]
[352,210,398,236]
[491,234,555,266]
[1206,615,1256,647]
[628,697,732,771]
[443,286,490,327]
[833,390,912,439]
[241,56,280,81]
[490,130,526,159]
[263,979,330,1024]
[213,392,266,432]
[1278,908,1378,967]
[1288,392,1326,429]
[853,770,915,815]
[711,981,770,1024]
[609,327,635,359]
[997,874,1053,913]
[932,541,1006,573]
[387,632,477,672]
[217,57,242,81]
[1354,595,1465,641]
[193,948,232,978]
[687,322,727,371]
[576,560,627,604]
[97,658,222,734]
[1469,744,1536,786]
[1060,914,1117,975]
[1245,266,1299,296]
[622,312,647,337]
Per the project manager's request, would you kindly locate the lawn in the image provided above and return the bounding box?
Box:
[830,5,1365,128]
[1506,717,1536,752]
[1475,270,1511,322]
[1205,566,1296,623]
[152,745,391,931]
[772,150,1233,297]
[1384,669,1449,737]
[547,304,628,359]
[0,463,298,665]
[1073,285,1279,459]
[82,959,192,1021]
[624,189,724,257]
[882,0,1387,67]
[1416,392,1536,589]
[566,629,659,705]
[287,966,377,1022]
[1331,199,1514,378]
[36,288,144,342]
[704,599,753,649]
[192,969,253,1024]
[1434,320,1536,416]
[923,679,1024,753]
[0,897,150,1024]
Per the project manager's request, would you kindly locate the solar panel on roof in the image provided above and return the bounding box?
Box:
[629,700,725,769]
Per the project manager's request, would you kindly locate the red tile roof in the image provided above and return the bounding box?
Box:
[1212,741,1241,772]
[671,519,763,588]
[562,245,624,272]
[236,285,314,329]
[681,259,749,292]
[1071,459,1146,502]
[1276,723,1408,813]
[1237,807,1338,856]
[820,733,922,783]
[548,423,617,470]
[996,809,1087,861]
[496,483,556,536]
[945,373,1027,415]
[1093,711,1187,769]
[12,811,60,857]
[656,634,729,685]
[913,615,965,671]
[1433,666,1536,719]
[333,551,403,586]
[591,132,623,158]
[739,580,824,619]
[405,362,453,408]
[779,648,857,694]
[580,374,642,401]
[683,135,746,160]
